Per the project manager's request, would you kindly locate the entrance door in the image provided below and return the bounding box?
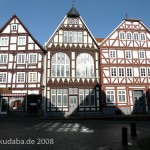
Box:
[0,97,8,114]
[68,96,78,116]
[133,90,146,113]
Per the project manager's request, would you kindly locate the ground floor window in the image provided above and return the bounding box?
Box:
[51,89,68,107]
[9,97,25,111]
[117,90,126,103]
[79,89,95,107]
[106,90,115,103]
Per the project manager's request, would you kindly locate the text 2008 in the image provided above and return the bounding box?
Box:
[37,138,54,144]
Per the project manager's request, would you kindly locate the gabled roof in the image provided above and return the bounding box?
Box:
[67,6,80,17]
[0,14,46,53]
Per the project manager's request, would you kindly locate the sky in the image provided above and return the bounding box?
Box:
[0,0,150,45]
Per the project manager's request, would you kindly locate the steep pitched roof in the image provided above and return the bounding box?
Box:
[0,14,46,53]
[67,6,80,17]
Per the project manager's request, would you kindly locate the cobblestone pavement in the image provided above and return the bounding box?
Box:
[0,116,150,150]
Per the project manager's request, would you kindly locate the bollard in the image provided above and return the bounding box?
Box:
[130,122,137,137]
[122,127,128,146]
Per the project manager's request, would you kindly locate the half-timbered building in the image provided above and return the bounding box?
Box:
[100,18,150,115]
[0,15,45,115]
[44,6,100,116]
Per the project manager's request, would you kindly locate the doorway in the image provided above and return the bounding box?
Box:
[0,97,8,114]
[66,96,78,116]
[133,90,146,113]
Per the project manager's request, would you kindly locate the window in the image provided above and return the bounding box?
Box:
[118,68,124,77]
[140,68,146,77]
[119,32,125,40]
[29,53,37,63]
[68,18,78,24]
[79,89,95,107]
[106,90,115,103]
[148,68,150,76]
[28,72,37,82]
[0,72,7,82]
[126,68,132,77]
[126,32,132,40]
[111,68,117,77]
[118,90,126,103]
[140,33,146,41]
[139,51,145,59]
[109,50,116,58]
[76,53,94,77]
[78,32,83,43]
[133,33,139,40]
[17,72,25,82]
[18,36,26,45]
[63,31,83,43]
[64,31,68,43]
[51,89,68,107]
[17,54,26,64]
[11,24,17,30]
[0,54,8,64]
[0,37,9,46]
[51,53,70,77]
[126,51,132,59]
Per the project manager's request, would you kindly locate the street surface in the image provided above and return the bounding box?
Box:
[0,116,150,150]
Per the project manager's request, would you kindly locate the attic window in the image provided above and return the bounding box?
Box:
[68,18,78,24]
[11,24,17,30]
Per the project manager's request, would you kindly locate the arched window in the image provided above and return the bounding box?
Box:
[119,32,125,40]
[76,53,94,77]
[126,32,132,40]
[133,33,139,40]
[140,33,146,41]
[51,52,70,77]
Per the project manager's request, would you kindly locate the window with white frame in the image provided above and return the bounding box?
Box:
[51,89,68,107]
[0,54,8,64]
[17,54,26,64]
[63,31,83,43]
[0,37,9,46]
[125,50,132,59]
[110,68,117,77]
[140,68,146,77]
[28,72,37,82]
[11,24,17,30]
[109,50,116,58]
[126,32,132,40]
[139,51,145,59]
[0,72,7,82]
[76,53,94,77]
[133,33,139,40]
[79,89,95,107]
[118,68,124,77]
[118,90,126,103]
[106,90,115,103]
[17,72,25,82]
[68,18,78,24]
[51,52,70,77]
[18,36,26,45]
[126,68,132,77]
[119,32,125,40]
[29,53,37,63]
[140,33,146,41]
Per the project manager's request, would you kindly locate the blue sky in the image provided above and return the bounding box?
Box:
[0,0,150,45]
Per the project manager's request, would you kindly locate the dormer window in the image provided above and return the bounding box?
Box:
[68,18,78,24]
[11,24,17,30]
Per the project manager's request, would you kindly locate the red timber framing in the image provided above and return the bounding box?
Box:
[0,15,45,114]
[44,6,101,116]
[100,18,150,115]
